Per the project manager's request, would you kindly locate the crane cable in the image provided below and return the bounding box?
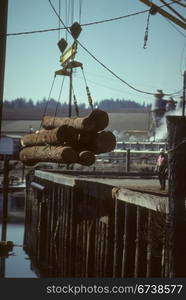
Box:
[71,0,84,117]
[81,66,94,110]
[32,74,56,154]
[58,0,61,41]
[54,76,66,120]
[79,0,83,23]
[48,0,182,97]
[41,74,56,122]
[72,86,80,117]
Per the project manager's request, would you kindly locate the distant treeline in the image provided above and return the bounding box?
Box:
[3,98,150,120]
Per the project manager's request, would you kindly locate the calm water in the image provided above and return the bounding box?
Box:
[0,190,37,277]
[0,223,37,278]
[0,189,37,277]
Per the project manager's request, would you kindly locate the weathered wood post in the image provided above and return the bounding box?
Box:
[166,115,186,277]
[126,149,130,172]
[1,157,9,241]
[0,0,8,135]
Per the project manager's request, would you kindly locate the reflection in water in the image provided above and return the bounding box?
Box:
[0,187,38,278]
[0,223,37,278]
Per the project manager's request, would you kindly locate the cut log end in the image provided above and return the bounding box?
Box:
[82,109,109,132]
[78,151,95,166]
[56,125,78,144]
[61,146,78,163]
[95,131,116,153]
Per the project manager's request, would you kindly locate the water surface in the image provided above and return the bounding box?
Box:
[0,223,37,278]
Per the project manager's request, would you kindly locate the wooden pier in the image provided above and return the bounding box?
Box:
[23,170,171,277]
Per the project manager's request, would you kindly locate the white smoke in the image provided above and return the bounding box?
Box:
[113,130,124,141]
[154,107,182,141]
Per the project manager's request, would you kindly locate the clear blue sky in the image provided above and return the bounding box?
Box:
[3,0,186,107]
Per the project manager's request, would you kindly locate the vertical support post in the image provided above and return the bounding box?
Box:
[1,157,9,241]
[146,210,152,278]
[68,70,73,117]
[67,69,73,170]
[0,256,5,278]
[147,110,151,141]
[1,155,9,278]
[113,196,118,277]
[21,163,25,182]
[126,149,130,172]
[121,203,128,277]
[0,0,8,135]
[166,115,186,277]
[134,206,140,277]
[182,70,186,116]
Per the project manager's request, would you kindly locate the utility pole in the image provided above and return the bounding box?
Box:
[0,5,9,281]
[167,115,186,276]
[182,70,186,116]
[0,0,8,135]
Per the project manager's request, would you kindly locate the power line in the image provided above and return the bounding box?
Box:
[3,1,184,38]
[165,17,186,37]
[4,10,149,37]
[79,0,83,23]
[159,0,186,22]
[48,0,183,97]
[58,0,61,41]
[78,39,182,96]
[171,0,186,8]
[180,41,186,74]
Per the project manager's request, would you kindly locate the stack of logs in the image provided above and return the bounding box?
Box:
[19,109,116,166]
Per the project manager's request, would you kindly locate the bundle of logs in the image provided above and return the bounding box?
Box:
[19,109,116,166]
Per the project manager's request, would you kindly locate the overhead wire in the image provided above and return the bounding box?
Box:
[32,74,56,154]
[5,10,149,37]
[66,0,71,40]
[79,41,182,96]
[71,0,75,25]
[180,41,186,75]
[41,74,56,120]
[54,76,65,118]
[72,86,80,116]
[48,0,183,97]
[165,17,186,37]
[171,0,186,8]
[159,0,186,22]
[4,1,184,38]
[79,0,83,23]
[58,0,61,41]
[65,0,68,40]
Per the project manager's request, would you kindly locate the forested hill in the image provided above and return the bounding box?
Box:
[3,98,150,120]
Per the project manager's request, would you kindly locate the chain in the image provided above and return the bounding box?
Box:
[143,10,151,49]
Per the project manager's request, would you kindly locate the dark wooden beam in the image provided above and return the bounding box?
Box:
[0,0,8,135]
[138,0,186,29]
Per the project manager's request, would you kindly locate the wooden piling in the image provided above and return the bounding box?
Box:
[146,210,152,278]
[23,171,168,278]
[134,206,140,277]
[126,149,130,172]
[1,158,9,241]
[167,115,186,277]
[121,203,136,277]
